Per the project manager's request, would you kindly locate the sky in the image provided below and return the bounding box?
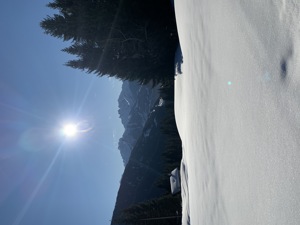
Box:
[0,1,125,225]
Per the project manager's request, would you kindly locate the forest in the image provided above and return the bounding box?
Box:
[40,0,178,85]
[110,82,182,225]
[41,0,181,224]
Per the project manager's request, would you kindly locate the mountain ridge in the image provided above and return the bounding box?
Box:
[117,81,159,165]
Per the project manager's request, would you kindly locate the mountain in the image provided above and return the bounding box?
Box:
[111,98,167,224]
[118,81,159,165]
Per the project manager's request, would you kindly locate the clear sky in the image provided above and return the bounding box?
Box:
[0,1,124,224]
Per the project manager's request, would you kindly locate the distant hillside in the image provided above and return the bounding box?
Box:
[111,98,167,224]
[117,81,159,165]
[111,80,182,225]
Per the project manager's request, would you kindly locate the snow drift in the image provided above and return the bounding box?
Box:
[174,1,300,224]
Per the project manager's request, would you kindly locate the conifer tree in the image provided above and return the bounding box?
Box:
[40,0,178,85]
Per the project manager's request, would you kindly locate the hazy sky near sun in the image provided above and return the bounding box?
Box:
[0,1,124,224]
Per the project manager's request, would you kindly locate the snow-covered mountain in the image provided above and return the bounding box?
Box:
[175,1,300,225]
[118,81,159,165]
[111,98,167,224]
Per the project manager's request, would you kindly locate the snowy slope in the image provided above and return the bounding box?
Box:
[174,1,300,225]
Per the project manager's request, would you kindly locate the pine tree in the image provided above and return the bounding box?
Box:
[113,194,181,225]
[40,0,178,85]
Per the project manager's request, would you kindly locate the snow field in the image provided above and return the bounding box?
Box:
[174,1,300,224]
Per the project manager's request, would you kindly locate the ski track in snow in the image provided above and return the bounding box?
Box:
[174,1,300,224]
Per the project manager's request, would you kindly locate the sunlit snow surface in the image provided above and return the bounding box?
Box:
[174,1,300,224]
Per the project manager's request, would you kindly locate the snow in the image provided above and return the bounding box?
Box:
[158,98,164,107]
[174,1,300,225]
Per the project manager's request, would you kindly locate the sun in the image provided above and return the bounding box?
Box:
[62,123,78,137]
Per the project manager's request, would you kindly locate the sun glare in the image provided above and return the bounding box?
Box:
[63,123,78,137]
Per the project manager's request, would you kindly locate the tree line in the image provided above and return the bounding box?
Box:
[113,194,181,225]
[112,81,182,225]
[40,0,179,85]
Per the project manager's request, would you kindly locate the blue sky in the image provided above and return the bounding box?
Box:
[0,1,124,224]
